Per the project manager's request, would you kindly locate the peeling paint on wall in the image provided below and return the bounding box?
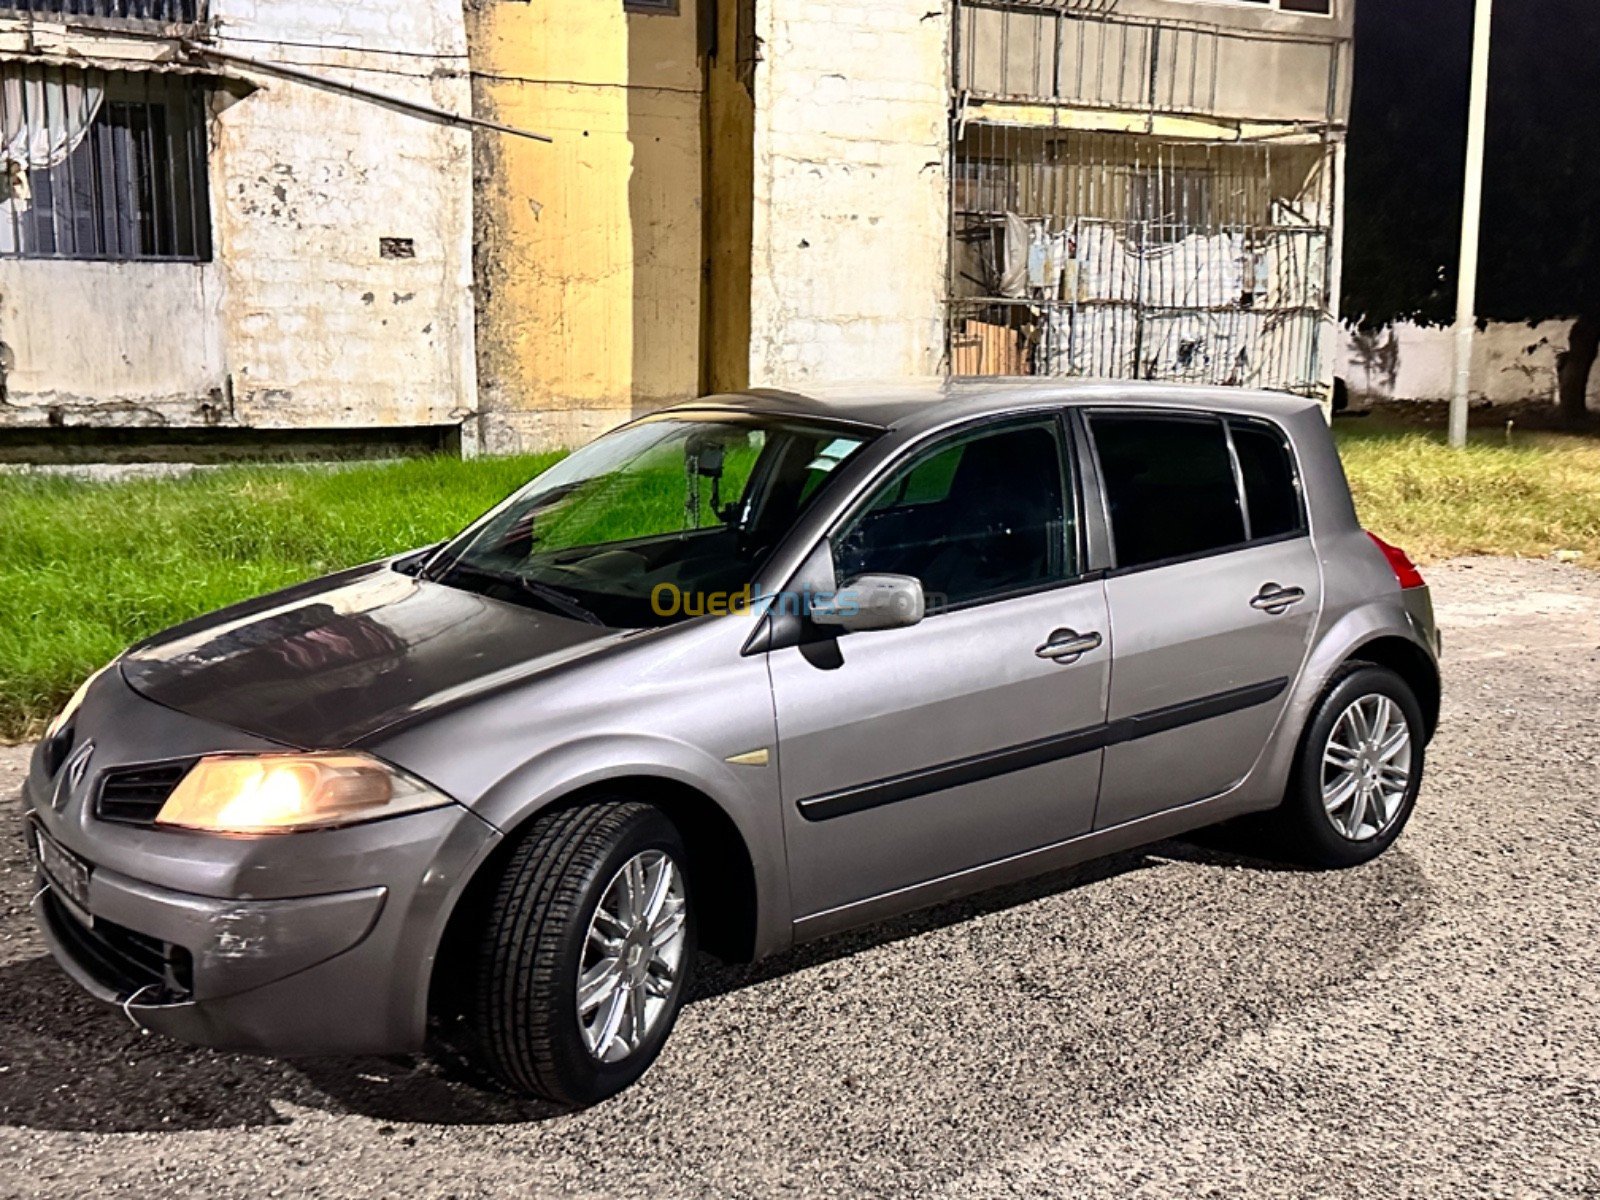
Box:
[467,0,707,454]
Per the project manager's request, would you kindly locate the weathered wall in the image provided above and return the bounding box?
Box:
[0,0,476,434]
[0,260,227,424]
[746,0,950,387]
[208,0,476,431]
[468,0,705,454]
[1342,319,1600,410]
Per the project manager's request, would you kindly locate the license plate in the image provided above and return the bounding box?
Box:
[27,820,93,919]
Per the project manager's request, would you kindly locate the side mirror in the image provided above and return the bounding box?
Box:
[811,574,926,632]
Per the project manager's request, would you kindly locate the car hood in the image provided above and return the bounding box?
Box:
[120,563,625,748]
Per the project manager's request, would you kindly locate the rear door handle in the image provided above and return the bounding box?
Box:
[1251,584,1307,615]
[1036,629,1103,663]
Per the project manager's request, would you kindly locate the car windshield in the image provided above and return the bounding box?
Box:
[421,413,877,627]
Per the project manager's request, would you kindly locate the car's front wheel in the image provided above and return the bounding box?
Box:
[1273,664,1426,868]
[462,800,695,1106]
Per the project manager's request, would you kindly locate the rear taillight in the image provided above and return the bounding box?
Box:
[1367,532,1427,590]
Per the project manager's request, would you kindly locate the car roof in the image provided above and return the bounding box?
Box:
[673,379,1324,435]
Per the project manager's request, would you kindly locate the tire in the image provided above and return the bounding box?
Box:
[461,800,696,1106]
[1270,664,1426,869]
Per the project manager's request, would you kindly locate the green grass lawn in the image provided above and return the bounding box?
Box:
[0,454,561,741]
[1338,419,1600,566]
[3,421,1599,741]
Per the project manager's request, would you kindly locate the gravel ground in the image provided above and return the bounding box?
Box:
[1,557,1597,1199]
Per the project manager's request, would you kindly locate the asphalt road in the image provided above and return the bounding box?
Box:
[1,558,1597,1199]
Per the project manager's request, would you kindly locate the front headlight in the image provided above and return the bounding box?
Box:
[45,662,113,740]
[154,752,451,835]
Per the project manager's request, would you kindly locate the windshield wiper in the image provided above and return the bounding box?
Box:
[434,561,606,626]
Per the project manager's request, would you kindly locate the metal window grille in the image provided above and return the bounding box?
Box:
[948,124,1336,393]
[948,0,1347,395]
[0,0,205,24]
[1,64,212,262]
[1128,167,1213,245]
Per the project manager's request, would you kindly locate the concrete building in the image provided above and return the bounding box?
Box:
[0,0,476,458]
[469,0,1355,451]
[1,0,1354,458]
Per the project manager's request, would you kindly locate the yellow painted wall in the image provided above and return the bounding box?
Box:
[468,0,706,452]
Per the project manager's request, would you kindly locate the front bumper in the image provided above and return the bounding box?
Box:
[23,671,501,1056]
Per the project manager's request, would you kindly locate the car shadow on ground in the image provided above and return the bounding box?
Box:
[0,832,1401,1133]
[689,826,1318,1004]
[687,844,1168,1003]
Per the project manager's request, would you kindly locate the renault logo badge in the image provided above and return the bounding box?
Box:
[55,741,95,812]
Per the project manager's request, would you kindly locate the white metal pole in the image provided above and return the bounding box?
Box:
[1450,0,1494,448]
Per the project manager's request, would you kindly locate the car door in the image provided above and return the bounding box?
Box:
[1084,409,1323,830]
[769,415,1112,922]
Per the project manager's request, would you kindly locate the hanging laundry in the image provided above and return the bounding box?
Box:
[1000,212,1031,298]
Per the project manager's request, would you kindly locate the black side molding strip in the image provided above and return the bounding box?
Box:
[797,677,1289,823]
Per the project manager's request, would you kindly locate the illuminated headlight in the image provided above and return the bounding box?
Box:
[45,662,113,741]
[154,752,451,835]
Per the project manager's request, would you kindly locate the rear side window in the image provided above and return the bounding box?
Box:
[1089,414,1246,570]
[1231,420,1306,540]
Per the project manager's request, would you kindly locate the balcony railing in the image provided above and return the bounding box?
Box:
[0,0,204,26]
[955,1,1348,127]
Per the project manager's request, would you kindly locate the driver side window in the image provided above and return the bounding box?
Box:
[831,419,1074,611]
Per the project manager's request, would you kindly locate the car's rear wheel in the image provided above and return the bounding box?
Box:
[461,800,695,1106]
[1273,664,1426,868]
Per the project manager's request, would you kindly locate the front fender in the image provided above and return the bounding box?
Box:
[365,612,788,955]
[471,732,759,833]
[476,733,790,960]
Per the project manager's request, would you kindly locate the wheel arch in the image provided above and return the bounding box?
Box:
[566,774,761,964]
[1249,607,1440,817]
[1344,634,1442,741]
[427,773,764,1030]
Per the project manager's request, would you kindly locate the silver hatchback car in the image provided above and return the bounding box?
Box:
[24,381,1440,1106]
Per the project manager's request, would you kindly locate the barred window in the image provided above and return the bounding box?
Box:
[1128,168,1215,244]
[0,1,204,22]
[1,66,212,262]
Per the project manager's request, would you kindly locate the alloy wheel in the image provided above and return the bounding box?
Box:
[576,849,689,1063]
[1321,693,1414,842]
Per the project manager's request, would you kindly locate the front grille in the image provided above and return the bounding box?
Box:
[41,892,194,1000]
[95,761,193,826]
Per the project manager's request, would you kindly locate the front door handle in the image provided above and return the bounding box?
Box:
[1251,584,1307,615]
[1036,629,1103,663]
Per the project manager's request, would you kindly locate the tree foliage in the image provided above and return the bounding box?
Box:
[1477,0,1600,326]
[1342,0,1600,331]
[1342,0,1473,330]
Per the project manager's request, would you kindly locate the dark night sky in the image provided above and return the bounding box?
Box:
[1343,0,1600,327]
